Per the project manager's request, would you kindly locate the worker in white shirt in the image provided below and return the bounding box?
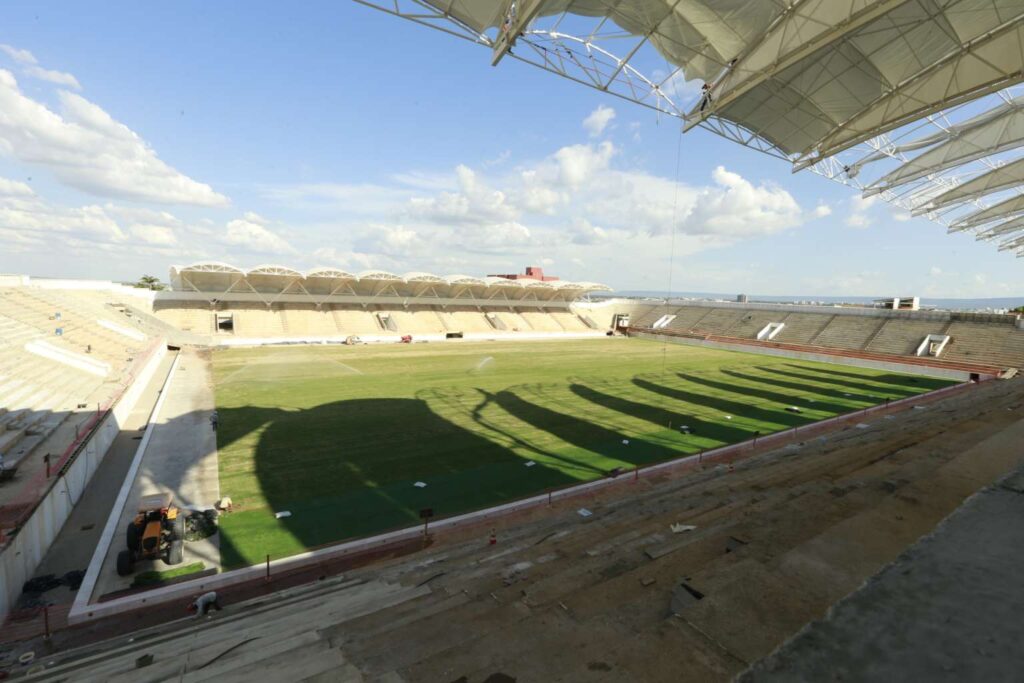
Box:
[188,591,223,618]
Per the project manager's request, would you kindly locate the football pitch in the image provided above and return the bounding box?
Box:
[212,338,954,568]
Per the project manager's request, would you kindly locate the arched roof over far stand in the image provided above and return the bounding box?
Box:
[166,262,611,305]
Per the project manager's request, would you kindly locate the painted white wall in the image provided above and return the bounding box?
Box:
[0,343,168,619]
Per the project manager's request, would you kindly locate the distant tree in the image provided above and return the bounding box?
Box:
[1012,305,1024,314]
[132,275,165,291]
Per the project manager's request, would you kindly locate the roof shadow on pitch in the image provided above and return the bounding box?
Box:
[780,363,952,391]
[567,382,750,446]
[465,390,607,478]
[757,366,921,398]
[655,374,809,429]
[707,369,855,413]
[213,397,581,569]
[489,388,678,469]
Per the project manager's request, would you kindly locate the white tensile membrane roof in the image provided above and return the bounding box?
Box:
[353,0,1024,257]
[168,263,611,299]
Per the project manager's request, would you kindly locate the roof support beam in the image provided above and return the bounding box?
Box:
[799,13,1024,166]
[685,0,905,131]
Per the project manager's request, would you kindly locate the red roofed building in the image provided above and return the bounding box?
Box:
[487,266,560,282]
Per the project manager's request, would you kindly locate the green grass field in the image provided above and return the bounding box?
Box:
[212,338,954,568]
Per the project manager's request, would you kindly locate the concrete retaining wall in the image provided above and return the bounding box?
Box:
[633,331,986,382]
[0,343,168,619]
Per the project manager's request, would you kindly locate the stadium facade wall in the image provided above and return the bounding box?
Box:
[0,343,168,620]
[151,297,617,343]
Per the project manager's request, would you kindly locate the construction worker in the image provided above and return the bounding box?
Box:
[188,591,222,618]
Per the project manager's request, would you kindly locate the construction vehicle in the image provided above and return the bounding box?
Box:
[116,492,185,576]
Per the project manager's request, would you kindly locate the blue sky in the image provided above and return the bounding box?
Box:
[0,1,1019,298]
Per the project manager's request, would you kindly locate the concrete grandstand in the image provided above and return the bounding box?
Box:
[154,262,612,342]
[627,299,1024,378]
[0,271,1023,681]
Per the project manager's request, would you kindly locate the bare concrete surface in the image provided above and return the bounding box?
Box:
[742,421,1024,683]
[92,349,221,598]
[11,377,1024,682]
[17,353,176,607]
[15,576,427,682]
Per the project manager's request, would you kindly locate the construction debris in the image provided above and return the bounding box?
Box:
[670,523,696,534]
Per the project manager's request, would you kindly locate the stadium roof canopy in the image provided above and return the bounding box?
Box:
[168,262,610,302]
[353,0,1024,258]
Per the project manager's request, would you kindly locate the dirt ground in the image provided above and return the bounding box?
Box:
[7,376,1024,682]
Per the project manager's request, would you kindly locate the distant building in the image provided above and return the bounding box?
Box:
[874,296,920,311]
[736,293,749,303]
[487,266,560,282]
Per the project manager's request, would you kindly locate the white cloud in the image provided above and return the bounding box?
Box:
[312,246,376,271]
[553,141,615,189]
[845,194,878,228]
[0,177,34,197]
[25,65,81,90]
[223,213,295,254]
[356,224,426,257]
[519,169,566,214]
[813,203,832,218]
[130,223,178,246]
[259,141,810,273]
[0,182,195,254]
[929,266,943,277]
[569,218,608,245]
[682,166,802,238]
[0,44,36,65]
[408,164,517,225]
[0,194,126,245]
[0,69,227,206]
[0,44,81,90]
[583,105,616,137]
[482,149,511,168]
